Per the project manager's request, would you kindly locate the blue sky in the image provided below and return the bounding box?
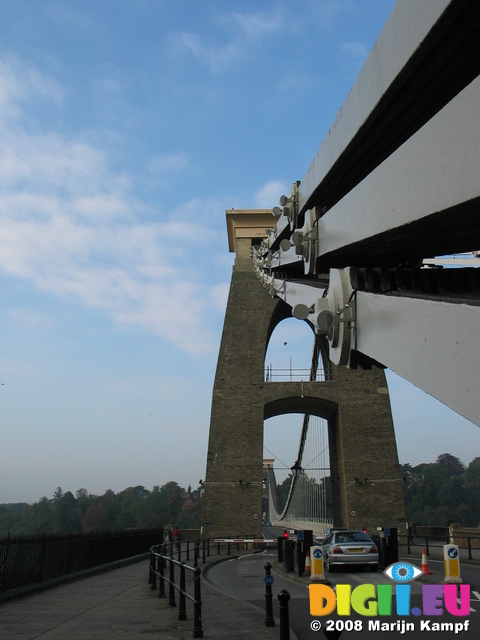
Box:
[1,0,479,504]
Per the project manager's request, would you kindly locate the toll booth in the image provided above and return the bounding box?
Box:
[283,538,295,572]
[295,530,313,577]
[373,527,398,567]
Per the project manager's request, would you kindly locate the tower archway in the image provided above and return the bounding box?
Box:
[202,210,405,538]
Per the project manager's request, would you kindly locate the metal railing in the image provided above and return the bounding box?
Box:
[0,529,163,598]
[400,533,480,561]
[264,366,332,382]
[149,543,203,638]
[148,536,271,637]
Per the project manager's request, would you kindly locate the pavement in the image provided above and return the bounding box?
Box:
[0,544,478,639]
[0,549,285,640]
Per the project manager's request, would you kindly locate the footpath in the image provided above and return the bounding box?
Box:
[0,543,477,639]
[0,549,284,640]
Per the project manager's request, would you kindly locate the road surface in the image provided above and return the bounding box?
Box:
[204,548,479,639]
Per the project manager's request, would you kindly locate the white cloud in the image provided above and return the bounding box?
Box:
[168,6,286,73]
[147,152,189,176]
[341,41,369,61]
[0,57,64,121]
[255,180,287,208]
[0,58,224,356]
[231,9,285,40]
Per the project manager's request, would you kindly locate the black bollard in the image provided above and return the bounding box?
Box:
[264,562,275,627]
[193,567,204,638]
[278,590,290,640]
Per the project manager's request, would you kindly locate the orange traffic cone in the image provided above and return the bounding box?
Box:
[305,550,311,575]
[421,548,432,575]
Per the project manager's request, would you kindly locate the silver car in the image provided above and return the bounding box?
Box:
[323,530,379,572]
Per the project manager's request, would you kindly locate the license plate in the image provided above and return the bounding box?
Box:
[347,548,364,553]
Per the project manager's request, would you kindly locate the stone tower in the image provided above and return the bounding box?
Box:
[201,210,405,538]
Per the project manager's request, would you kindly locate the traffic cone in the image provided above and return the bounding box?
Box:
[305,550,311,575]
[421,548,432,575]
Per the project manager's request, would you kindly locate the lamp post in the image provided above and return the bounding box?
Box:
[291,461,302,479]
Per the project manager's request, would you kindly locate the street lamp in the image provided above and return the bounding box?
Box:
[291,461,302,479]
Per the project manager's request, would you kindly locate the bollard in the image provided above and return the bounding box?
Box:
[178,563,187,620]
[202,539,206,564]
[193,567,204,638]
[187,540,190,561]
[264,562,275,627]
[278,590,290,640]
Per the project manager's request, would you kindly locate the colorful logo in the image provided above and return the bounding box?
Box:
[309,561,471,618]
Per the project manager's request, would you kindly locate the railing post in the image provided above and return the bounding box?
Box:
[150,551,156,591]
[168,559,176,607]
[468,537,473,560]
[202,539,206,564]
[39,531,46,583]
[158,553,165,598]
[186,540,190,561]
[194,543,199,568]
[278,590,291,640]
[264,562,275,627]
[193,567,203,638]
[178,563,187,620]
[425,536,430,556]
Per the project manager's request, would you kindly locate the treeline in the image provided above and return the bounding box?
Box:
[401,454,480,527]
[273,453,480,529]
[0,482,203,536]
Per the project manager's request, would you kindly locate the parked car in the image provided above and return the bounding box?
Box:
[317,527,348,543]
[323,530,378,572]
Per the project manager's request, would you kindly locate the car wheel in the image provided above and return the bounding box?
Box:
[370,564,377,572]
[325,555,335,573]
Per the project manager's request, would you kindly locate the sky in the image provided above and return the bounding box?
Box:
[1,0,479,505]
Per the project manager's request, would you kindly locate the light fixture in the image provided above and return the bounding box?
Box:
[291,461,303,479]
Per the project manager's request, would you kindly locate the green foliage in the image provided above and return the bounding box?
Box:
[0,482,203,535]
[401,454,480,527]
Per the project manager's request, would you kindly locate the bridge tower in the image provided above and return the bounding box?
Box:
[202,210,405,539]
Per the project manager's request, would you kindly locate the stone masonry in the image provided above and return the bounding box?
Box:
[201,210,405,538]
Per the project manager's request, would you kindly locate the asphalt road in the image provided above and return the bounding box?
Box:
[204,549,480,640]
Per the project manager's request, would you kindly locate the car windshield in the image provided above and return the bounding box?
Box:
[335,532,371,543]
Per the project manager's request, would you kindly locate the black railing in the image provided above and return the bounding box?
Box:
[148,537,270,637]
[399,533,480,561]
[149,543,203,638]
[0,528,163,597]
